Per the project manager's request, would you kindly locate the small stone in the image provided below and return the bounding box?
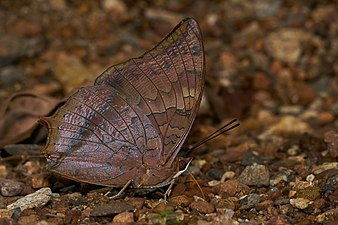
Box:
[312,162,338,175]
[287,82,316,105]
[239,194,262,210]
[7,187,52,211]
[153,201,175,213]
[238,164,270,186]
[90,202,135,217]
[316,208,338,223]
[213,180,250,198]
[312,199,325,210]
[290,198,311,209]
[0,179,24,197]
[270,169,295,186]
[296,186,321,201]
[102,0,126,15]
[31,174,49,189]
[299,133,326,152]
[324,131,338,158]
[327,175,338,186]
[51,53,96,94]
[316,112,334,125]
[189,201,215,214]
[331,102,338,117]
[0,66,24,86]
[0,165,8,177]
[13,20,42,37]
[113,211,134,223]
[220,171,236,182]
[265,116,311,136]
[255,200,273,211]
[125,197,145,210]
[23,161,42,176]
[0,209,12,218]
[64,209,81,225]
[207,168,224,180]
[266,215,294,225]
[265,28,322,63]
[170,195,192,207]
[253,72,271,90]
[306,174,315,183]
[18,215,39,225]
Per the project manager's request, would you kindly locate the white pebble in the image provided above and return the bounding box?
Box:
[7,187,52,211]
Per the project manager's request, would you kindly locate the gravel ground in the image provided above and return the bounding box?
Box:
[0,0,337,224]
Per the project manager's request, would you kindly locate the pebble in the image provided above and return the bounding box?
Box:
[64,209,81,224]
[0,178,24,197]
[90,202,135,217]
[295,186,321,201]
[237,164,270,186]
[51,53,96,94]
[270,169,295,186]
[331,101,338,116]
[299,133,326,152]
[327,175,338,186]
[102,0,126,15]
[0,209,12,218]
[312,162,338,175]
[239,193,262,210]
[289,198,311,209]
[324,131,338,157]
[206,168,224,180]
[7,187,52,211]
[287,82,316,105]
[113,211,134,223]
[315,208,338,223]
[31,174,49,189]
[23,161,42,176]
[0,35,24,67]
[170,195,192,207]
[264,116,311,136]
[0,165,8,177]
[265,215,294,225]
[213,180,250,198]
[189,200,215,214]
[0,66,24,86]
[153,201,175,213]
[264,28,322,63]
[316,111,334,125]
[13,19,42,37]
[220,171,236,182]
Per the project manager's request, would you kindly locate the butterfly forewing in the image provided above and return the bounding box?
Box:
[95,18,205,166]
[41,18,205,188]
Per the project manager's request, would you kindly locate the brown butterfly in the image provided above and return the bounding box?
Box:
[40,18,205,196]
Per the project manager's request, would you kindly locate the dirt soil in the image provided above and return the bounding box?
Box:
[0,0,337,224]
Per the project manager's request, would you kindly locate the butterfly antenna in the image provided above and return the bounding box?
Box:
[185,119,240,156]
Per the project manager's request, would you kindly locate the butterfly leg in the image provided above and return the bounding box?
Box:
[107,180,133,199]
[164,179,176,202]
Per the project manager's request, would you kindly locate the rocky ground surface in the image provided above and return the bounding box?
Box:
[0,0,337,224]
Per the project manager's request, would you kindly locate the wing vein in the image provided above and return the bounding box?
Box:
[131,58,169,136]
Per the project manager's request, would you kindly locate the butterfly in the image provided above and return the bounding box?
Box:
[40,18,205,195]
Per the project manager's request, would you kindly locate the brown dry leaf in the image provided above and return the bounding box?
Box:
[0,92,61,149]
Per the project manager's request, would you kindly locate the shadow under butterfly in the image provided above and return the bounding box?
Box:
[40,18,236,198]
